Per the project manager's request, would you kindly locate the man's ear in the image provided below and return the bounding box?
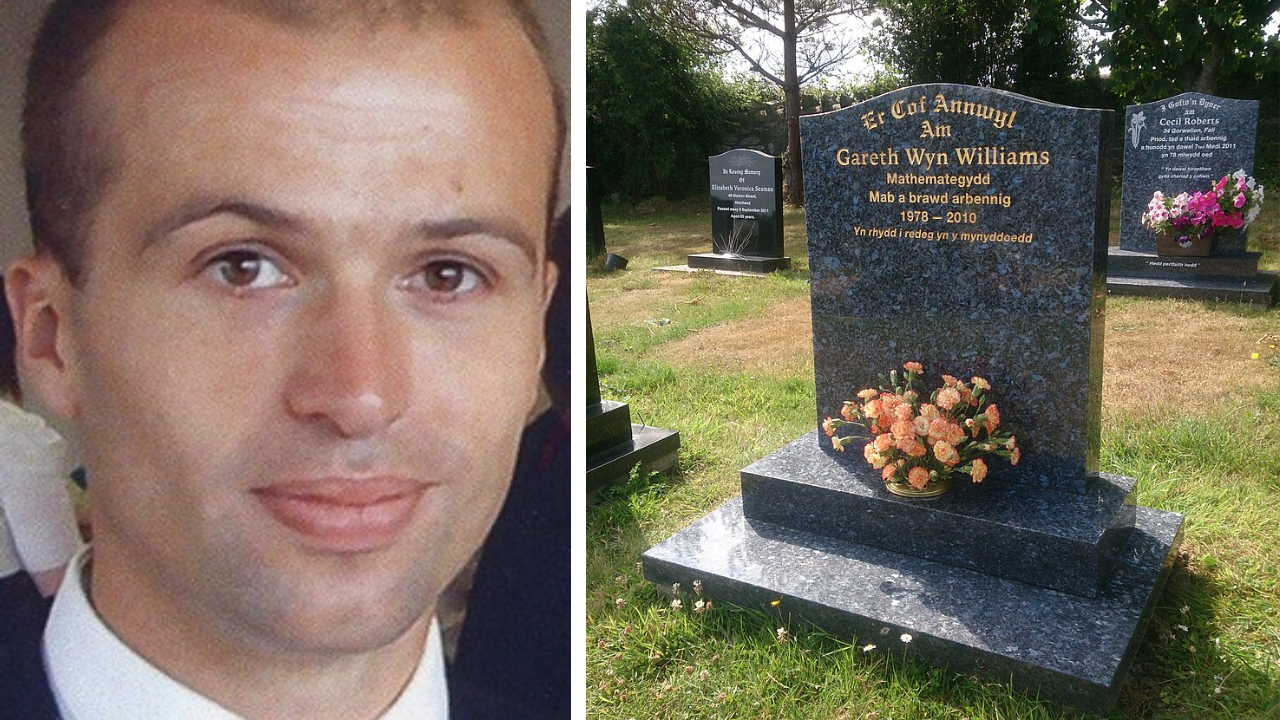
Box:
[5,255,80,419]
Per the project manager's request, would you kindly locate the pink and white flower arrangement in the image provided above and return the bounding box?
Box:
[823,362,1019,494]
[1142,170,1265,248]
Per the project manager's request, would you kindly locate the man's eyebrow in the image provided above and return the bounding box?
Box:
[144,199,304,249]
[410,217,541,264]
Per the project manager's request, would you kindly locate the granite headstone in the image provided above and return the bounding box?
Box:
[1107,93,1275,304]
[803,84,1111,494]
[687,149,791,273]
[1118,93,1258,254]
[644,85,1183,716]
[709,149,784,256]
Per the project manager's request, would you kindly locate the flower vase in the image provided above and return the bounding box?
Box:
[885,475,953,499]
[1154,229,1212,257]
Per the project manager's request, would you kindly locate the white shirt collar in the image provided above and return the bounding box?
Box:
[44,548,449,720]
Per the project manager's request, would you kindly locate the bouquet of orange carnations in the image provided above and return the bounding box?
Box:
[823,362,1020,496]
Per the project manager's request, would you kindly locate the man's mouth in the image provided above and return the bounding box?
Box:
[251,477,428,553]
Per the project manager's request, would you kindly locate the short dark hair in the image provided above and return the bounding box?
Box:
[23,0,564,283]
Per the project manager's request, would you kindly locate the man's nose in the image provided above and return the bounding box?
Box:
[284,286,410,438]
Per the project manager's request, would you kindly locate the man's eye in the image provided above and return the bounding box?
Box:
[205,250,291,290]
[408,260,487,297]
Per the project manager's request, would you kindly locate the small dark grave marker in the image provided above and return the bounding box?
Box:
[687,149,791,273]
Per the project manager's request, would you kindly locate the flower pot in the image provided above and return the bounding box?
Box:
[1154,229,1212,257]
[886,474,953,499]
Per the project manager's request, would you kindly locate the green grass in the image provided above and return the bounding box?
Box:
[587,202,1280,719]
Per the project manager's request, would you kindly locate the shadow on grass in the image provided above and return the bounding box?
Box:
[1115,551,1278,719]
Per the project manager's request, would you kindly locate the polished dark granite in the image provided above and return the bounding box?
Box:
[1118,93,1259,255]
[687,253,792,273]
[708,149,786,258]
[643,497,1183,717]
[586,422,681,493]
[1105,248,1277,305]
[800,85,1112,495]
[741,432,1135,597]
[1106,271,1278,305]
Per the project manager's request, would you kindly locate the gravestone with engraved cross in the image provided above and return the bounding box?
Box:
[645,85,1183,716]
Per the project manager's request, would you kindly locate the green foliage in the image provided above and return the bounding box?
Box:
[1084,0,1280,101]
[871,0,1086,102]
[587,1,740,202]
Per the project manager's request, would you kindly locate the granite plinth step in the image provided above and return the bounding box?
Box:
[1106,271,1277,305]
[587,400,633,458]
[642,497,1183,717]
[586,423,680,494]
[741,432,1135,598]
[1106,248,1261,281]
[687,253,792,274]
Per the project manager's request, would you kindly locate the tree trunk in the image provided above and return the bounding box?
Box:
[1191,37,1226,95]
[782,0,804,206]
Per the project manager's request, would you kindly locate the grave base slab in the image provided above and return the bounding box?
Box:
[643,497,1182,717]
[1106,271,1277,305]
[586,424,680,494]
[686,253,791,274]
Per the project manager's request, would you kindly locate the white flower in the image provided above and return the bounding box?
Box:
[776,627,789,643]
[861,644,877,653]
[670,599,683,610]
[671,582,681,595]
[693,580,703,595]
[615,598,626,610]
[900,633,913,644]
[1177,624,1189,632]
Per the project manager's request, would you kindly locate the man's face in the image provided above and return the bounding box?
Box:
[39,0,556,657]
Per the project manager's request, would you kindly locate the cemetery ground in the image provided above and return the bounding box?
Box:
[586,199,1280,720]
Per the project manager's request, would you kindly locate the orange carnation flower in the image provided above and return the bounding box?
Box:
[894,403,914,421]
[942,374,958,387]
[862,399,883,419]
[903,361,923,374]
[908,466,930,490]
[933,440,961,466]
[822,416,838,437]
[874,433,894,452]
[864,442,888,469]
[841,401,858,421]
[913,416,931,437]
[891,419,916,441]
[1010,446,1021,465]
[896,438,927,457]
[857,388,879,401]
[919,404,940,423]
[936,387,961,411]
[972,377,991,391]
[985,404,1001,433]
[882,464,898,482]
[831,435,844,452]
[970,458,988,483]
